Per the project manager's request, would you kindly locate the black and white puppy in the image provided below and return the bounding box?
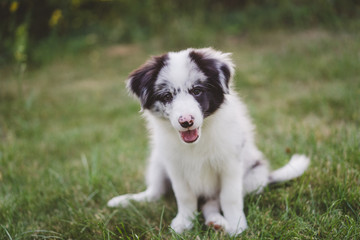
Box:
[108,48,310,235]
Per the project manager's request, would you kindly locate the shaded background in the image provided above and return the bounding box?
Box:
[1,0,360,66]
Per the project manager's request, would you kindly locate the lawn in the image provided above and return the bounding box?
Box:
[0,29,359,239]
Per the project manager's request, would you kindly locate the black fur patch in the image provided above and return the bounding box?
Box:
[251,160,262,169]
[220,64,231,89]
[189,51,230,117]
[128,54,168,108]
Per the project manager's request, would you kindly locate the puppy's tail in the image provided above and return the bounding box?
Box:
[269,154,310,184]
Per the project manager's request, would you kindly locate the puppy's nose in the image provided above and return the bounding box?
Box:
[178,115,194,128]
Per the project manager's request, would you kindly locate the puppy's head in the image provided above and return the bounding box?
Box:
[127,48,234,144]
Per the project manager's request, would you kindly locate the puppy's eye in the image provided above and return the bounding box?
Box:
[191,88,202,97]
[161,93,173,103]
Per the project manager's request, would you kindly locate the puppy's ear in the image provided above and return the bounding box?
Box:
[189,48,234,94]
[127,54,168,108]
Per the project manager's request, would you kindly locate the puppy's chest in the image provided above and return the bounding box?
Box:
[183,160,221,197]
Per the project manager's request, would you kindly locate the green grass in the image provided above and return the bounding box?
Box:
[1,29,359,239]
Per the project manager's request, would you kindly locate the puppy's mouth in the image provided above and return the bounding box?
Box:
[179,128,199,143]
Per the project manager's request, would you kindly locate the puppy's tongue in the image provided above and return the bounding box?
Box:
[180,129,199,143]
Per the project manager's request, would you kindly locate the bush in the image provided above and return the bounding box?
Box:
[1,0,359,66]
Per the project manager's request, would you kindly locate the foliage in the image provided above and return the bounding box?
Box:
[0,30,359,239]
[1,0,360,65]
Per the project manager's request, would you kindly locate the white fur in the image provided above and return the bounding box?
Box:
[108,48,310,236]
[269,154,310,183]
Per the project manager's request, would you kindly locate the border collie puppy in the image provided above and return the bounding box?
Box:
[108,48,310,235]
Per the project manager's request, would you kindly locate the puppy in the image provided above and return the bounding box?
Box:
[108,48,310,235]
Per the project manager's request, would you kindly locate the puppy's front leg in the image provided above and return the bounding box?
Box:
[170,176,197,233]
[108,153,168,208]
[220,163,248,236]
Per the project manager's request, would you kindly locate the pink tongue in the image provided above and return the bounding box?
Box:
[180,129,199,143]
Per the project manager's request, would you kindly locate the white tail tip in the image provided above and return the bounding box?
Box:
[269,154,310,183]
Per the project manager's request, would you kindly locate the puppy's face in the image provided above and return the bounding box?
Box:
[127,48,234,144]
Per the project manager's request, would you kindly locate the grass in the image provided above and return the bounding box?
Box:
[0,29,359,239]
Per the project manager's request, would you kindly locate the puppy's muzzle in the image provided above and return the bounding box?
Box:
[178,115,194,129]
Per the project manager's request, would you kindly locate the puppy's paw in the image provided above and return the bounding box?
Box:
[170,215,194,233]
[107,194,132,208]
[226,220,248,236]
[205,214,229,231]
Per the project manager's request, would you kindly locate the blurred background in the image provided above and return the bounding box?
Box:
[1,0,359,66]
